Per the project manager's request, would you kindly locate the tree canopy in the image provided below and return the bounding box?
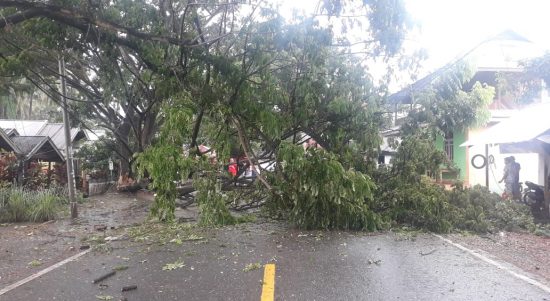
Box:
[2,0,516,230]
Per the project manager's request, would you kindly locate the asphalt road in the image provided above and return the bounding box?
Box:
[1,222,549,301]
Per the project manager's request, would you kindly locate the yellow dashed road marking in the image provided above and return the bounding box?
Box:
[261,264,276,301]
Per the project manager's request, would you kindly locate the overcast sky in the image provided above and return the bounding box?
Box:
[274,0,550,90]
[405,0,550,71]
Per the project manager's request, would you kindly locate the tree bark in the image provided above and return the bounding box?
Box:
[115,118,133,178]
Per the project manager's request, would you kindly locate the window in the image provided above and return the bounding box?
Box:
[444,132,453,161]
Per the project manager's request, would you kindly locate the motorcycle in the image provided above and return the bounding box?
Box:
[522,181,547,219]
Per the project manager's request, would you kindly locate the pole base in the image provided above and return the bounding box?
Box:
[70,202,78,219]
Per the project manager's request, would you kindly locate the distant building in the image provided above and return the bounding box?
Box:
[0,120,88,158]
[387,30,549,192]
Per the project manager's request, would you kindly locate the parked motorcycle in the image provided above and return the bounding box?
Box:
[522,181,547,219]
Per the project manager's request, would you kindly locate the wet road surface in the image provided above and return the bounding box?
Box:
[1,222,549,301]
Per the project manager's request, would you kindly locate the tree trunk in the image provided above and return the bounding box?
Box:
[140,111,157,152]
[115,118,133,178]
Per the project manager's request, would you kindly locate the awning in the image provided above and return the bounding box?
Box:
[461,103,550,147]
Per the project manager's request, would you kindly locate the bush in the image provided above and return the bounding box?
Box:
[0,187,67,223]
[374,177,535,233]
[0,153,18,184]
[1,187,30,222]
[29,190,64,222]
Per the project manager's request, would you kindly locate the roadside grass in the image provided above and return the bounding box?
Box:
[0,187,68,223]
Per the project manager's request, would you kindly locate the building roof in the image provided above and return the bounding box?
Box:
[10,136,65,162]
[4,128,19,137]
[0,129,22,154]
[83,129,107,141]
[388,30,542,105]
[0,120,48,136]
[36,123,87,152]
[0,120,88,154]
[461,103,550,148]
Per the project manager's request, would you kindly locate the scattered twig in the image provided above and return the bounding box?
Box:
[420,249,437,256]
[121,285,137,292]
[113,265,129,271]
[93,270,116,283]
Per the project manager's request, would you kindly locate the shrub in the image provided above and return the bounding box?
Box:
[1,187,30,222]
[489,200,535,232]
[0,153,18,184]
[373,131,535,234]
[0,187,67,223]
[23,162,49,190]
[29,190,63,222]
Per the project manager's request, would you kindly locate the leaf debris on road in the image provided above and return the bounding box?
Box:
[243,262,262,272]
[367,259,382,265]
[28,259,42,267]
[162,260,185,271]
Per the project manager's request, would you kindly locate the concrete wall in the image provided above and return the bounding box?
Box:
[88,181,115,196]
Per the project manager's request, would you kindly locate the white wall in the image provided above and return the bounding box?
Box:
[467,128,543,193]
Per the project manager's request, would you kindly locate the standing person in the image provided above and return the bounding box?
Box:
[499,157,514,199]
[510,156,521,200]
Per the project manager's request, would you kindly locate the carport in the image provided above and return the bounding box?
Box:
[461,103,550,217]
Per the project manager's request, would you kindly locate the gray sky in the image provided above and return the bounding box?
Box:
[275,0,550,89]
[405,0,550,71]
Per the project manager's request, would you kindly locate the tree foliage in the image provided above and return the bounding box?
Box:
[4,0,486,231]
[271,143,381,230]
[400,62,495,136]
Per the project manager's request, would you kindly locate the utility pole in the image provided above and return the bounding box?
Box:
[59,55,77,218]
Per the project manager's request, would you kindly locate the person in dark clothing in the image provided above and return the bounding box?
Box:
[510,156,521,200]
[499,156,521,200]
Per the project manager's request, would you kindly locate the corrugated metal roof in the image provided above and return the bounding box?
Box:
[3,128,19,137]
[0,120,48,136]
[11,136,47,154]
[0,129,22,154]
[84,129,106,141]
[461,103,550,147]
[11,136,65,162]
[0,120,88,153]
[36,123,86,151]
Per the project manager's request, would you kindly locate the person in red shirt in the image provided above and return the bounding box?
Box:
[228,158,237,177]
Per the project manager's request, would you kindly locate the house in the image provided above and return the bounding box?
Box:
[0,120,89,185]
[387,30,548,191]
[462,102,550,217]
[0,120,88,158]
[0,128,64,184]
